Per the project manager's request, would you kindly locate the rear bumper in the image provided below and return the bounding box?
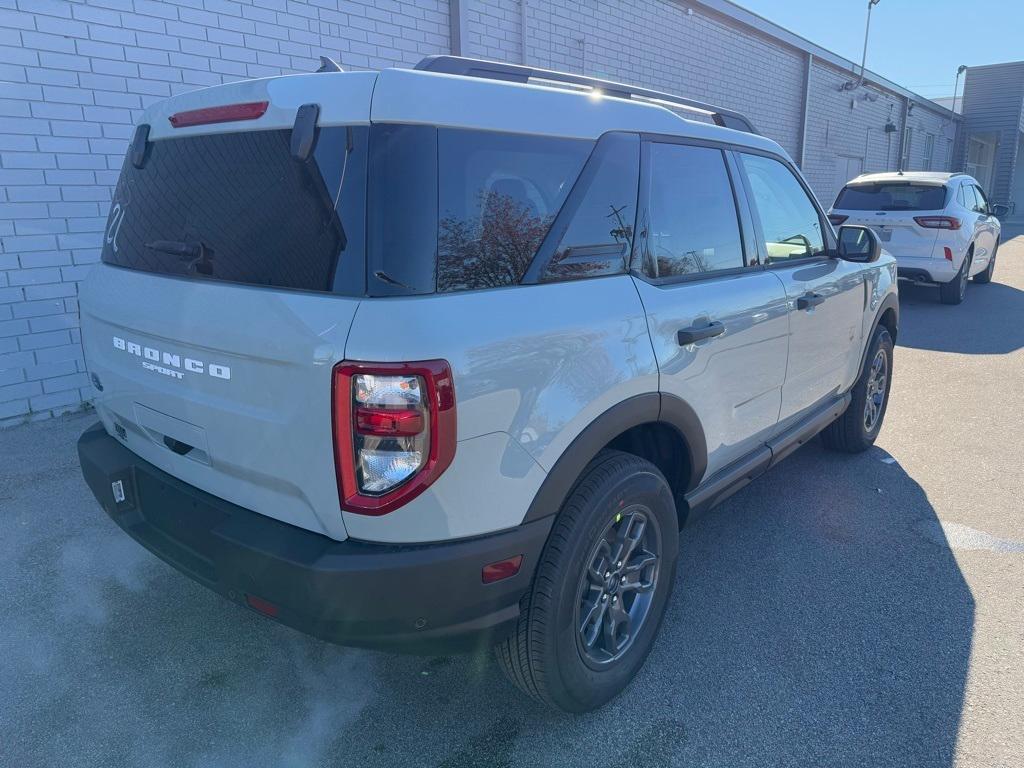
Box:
[77,422,552,654]
[897,255,958,284]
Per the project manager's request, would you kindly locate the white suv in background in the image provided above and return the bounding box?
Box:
[829,172,1005,304]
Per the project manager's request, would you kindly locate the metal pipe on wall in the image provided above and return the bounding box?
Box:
[520,0,529,65]
[798,52,814,169]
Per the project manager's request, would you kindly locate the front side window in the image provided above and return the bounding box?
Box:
[973,185,990,213]
[740,153,825,263]
[642,143,744,278]
[962,184,981,213]
[436,130,592,292]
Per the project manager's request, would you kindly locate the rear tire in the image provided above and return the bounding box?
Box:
[939,251,971,304]
[822,325,893,454]
[973,240,997,284]
[495,450,679,713]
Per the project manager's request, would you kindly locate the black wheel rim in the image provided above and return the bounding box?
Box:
[574,505,661,667]
[863,348,888,433]
[960,259,969,298]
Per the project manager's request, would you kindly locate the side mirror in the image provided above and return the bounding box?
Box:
[836,225,881,263]
[990,203,1011,218]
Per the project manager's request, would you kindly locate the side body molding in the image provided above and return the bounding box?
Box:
[522,393,708,523]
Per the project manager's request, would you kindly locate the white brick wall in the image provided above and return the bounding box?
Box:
[0,0,449,426]
[0,0,956,426]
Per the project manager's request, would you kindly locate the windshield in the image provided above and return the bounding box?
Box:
[102,127,368,294]
[834,182,948,211]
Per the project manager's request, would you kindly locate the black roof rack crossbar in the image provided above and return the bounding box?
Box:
[414,55,759,135]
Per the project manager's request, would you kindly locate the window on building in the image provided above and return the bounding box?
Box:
[641,143,745,278]
[923,133,935,171]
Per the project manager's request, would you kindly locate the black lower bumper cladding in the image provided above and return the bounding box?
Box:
[77,422,552,654]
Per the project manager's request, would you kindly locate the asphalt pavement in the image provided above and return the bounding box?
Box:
[2,237,1023,767]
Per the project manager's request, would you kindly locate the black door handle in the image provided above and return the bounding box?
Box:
[677,321,725,345]
[797,293,826,310]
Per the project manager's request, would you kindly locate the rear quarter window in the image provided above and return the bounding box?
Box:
[436,130,592,292]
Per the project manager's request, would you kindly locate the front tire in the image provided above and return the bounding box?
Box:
[495,450,679,713]
[939,251,971,304]
[822,325,894,454]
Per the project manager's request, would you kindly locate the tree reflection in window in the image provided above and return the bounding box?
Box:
[436,129,592,293]
[438,189,553,292]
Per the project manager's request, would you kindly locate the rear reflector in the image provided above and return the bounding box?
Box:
[482,555,524,584]
[245,594,279,618]
[944,246,953,261]
[828,214,848,226]
[914,215,961,230]
[169,101,269,128]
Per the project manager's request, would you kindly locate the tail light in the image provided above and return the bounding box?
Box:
[914,216,961,230]
[944,246,954,261]
[828,214,849,226]
[332,361,456,515]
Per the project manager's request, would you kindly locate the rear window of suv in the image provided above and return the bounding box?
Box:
[102,127,368,295]
[103,124,604,296]
[834,182,948,211]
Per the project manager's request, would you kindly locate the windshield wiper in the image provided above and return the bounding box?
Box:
[146,240,214,276]
[374,270,412,290]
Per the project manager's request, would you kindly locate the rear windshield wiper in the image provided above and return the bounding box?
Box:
[146,240,214,276]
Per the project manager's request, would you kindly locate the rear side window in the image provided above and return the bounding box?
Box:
[102,127,367,294]
[834,182,948,211]
[436,130,592,292]
[641,143,744,278]
[740,153,825,263]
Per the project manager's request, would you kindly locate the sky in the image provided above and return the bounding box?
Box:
[733,0,1024,99]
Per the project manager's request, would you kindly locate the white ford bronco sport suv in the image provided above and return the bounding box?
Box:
[77,56,899,713]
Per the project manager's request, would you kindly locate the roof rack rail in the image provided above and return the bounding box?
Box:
[414,55,759,135]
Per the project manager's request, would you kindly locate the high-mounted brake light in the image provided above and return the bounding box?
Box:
[168,101,269,128]
[828,214,848,227]
[914,216,961,230]
[333,361,456,515]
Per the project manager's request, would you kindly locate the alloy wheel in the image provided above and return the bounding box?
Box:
[863,348,888,433]
[574,506,661,667]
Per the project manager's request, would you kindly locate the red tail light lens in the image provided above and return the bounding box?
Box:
[944,246,954,261]
[333,361,456,516]
[168,101,269,128]
[914,216,961,230]
[828,214,849,226]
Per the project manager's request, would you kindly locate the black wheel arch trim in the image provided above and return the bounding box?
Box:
[522,392,708,524]
[851,291,899,389]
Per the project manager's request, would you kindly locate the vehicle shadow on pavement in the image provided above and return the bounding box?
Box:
[897,278,1024,354]
[2,417,973,768]
[321,440,974,768]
